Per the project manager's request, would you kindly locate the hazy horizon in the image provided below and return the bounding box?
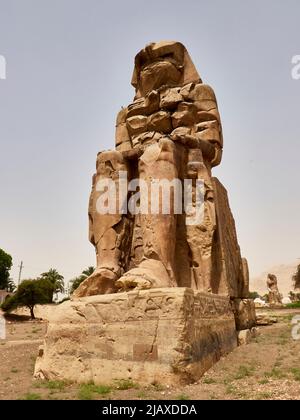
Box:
[1,0,300,286]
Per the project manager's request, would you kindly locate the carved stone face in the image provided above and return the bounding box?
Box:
[139,58,183,96]
[132,41,201,99]
[133,42,186,96]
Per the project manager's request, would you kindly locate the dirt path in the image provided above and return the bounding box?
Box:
[0,309,299,400]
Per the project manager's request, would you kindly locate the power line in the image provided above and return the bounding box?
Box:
[17,261,23,286]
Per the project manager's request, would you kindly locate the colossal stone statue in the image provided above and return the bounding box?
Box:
[35,42,256,385]
[293,265,300,292]
[74,41,247,299]
[267,273,282,306]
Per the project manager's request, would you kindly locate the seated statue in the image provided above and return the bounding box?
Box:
[267,274,282,305]
[74,41,246,298]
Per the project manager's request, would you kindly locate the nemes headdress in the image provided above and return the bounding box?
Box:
[131,41,202,97]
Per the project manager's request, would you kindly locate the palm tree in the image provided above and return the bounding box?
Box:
[82,266,95,278]
[40,269,65,299]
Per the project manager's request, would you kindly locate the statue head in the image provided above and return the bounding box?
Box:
[131,41,202,97]
[267,273,277,284]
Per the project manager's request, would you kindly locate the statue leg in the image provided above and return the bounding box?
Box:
[116,138,179,291]
[185,149,216,292]
[73,150,133,297]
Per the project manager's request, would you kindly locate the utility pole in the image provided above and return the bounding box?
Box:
[18,261,23,286]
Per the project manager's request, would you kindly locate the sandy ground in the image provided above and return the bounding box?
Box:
[0,309,300,400]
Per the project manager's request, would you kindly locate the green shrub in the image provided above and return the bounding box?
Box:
[23,393,41,400]
[114,379,139,390]
[286,302,300,309]
[234,365,255,380]
[78,383,112,400]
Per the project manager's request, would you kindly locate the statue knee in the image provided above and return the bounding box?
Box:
[97,150,124,165]
[157,137,177,164]
[159,137,176,152]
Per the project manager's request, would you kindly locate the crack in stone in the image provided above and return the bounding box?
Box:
[73,305,87,320]
[143,297,160,363]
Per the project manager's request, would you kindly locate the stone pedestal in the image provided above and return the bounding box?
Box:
[34,288,237,385]
[231,298,256,331]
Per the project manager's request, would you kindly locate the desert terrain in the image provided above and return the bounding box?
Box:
[1,308,300,400]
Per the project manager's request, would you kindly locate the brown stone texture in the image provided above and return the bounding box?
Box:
[34,288,237,385]
[267,274,283,306]
[211,178,248,298]
[237,328,257,346]
[231,298,257,331]
[241,258,250,298]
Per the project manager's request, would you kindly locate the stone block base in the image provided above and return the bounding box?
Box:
[34,288,237,385]
[231,298,256,331]
[237,328,258,346]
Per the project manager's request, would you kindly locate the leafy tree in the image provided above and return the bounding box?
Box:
[82,267,95,278]
[1,278,53,319]
[263,293,269,303]
[293,264,300,290]
[249,291,260,300]
[70,276,85,294]
[0,248,13,290]
[70,266,95,294]
[40,269,64,299]
[289,291,300,302]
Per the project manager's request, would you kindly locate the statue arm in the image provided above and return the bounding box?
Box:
[170,83,223,166]
[115,108,133,153]
[192,84,223,166]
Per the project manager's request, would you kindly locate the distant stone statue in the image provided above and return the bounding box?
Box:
[289,265,300,302]
[293,264,300,292]
[267,274,282,306]
[73,41,248,299]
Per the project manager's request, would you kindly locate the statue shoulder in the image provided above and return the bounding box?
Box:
[189,83,218,103]
[116,107,128,125]
[115,107,132,151]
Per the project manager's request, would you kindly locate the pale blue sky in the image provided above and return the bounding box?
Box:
[0,0,299,285]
